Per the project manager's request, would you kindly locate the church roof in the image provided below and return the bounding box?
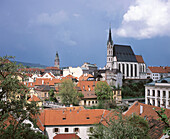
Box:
[113,44,138,62]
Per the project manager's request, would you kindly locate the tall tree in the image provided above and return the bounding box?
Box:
[0,56,46,138]
[89,113,150,139]
[59,79,83,105]
[95,81,112,101]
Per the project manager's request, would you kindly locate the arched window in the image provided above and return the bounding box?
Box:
[127,64,129,77]
[122,64,125,74]
[135,64,137,77]
[131,64,133,77]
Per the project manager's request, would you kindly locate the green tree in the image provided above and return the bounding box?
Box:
[0,56,47,139]
[155,108,170,136]
[48,89,57,102]
[59,79,83,105]
[95,81,112,101]
[89,112,150,139]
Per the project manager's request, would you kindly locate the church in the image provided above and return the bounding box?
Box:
[106,28,147,79]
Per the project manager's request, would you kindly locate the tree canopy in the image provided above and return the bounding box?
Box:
[95,81,112,101]
[0,56,46,138]
[89,112,150,139]
[59,79,83,105]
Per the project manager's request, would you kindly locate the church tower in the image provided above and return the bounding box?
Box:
[54,51,60,68]
[106,27,113,69]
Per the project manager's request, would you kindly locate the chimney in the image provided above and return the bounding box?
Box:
[140,105,143,115]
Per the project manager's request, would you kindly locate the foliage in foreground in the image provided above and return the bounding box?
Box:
[0,56,47,138]
[89,112,150,139]
[155,108,170,136]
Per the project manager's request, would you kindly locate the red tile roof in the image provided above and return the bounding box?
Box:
[148,66,168,73]
[124,101,170,139]
[53,134,79,139]
[135,55,145,63]
[82,91,97,99]
[38,109,110,126]
[28,95,41,102]
[79,74,93,81]
[77,81,98,91]
[45,67,60,70]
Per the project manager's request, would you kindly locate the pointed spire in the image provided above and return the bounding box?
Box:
[107,25,113,45]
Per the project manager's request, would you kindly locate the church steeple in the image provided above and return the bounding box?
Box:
[54,51,60,68]
[107,26,113,45]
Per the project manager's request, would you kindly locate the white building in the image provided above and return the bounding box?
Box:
[147,66,170,81]
[63,67,83,78]
[106,27,147,79]
[37,108,111,139]
[145,77,170,109]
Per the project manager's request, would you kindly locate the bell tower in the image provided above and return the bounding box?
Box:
[106,27,113,69]
[54,51,60,68]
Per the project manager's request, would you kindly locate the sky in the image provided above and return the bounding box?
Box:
[1,0,170,68]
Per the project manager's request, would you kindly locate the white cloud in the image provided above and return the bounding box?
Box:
[34,10,68,25]
[56,31,77,46]
[116,0,170,39]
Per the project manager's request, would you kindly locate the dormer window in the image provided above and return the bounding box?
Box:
[63,118,66,120]
[86,117,90,119]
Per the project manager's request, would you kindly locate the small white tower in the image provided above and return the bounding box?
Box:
[54,51,60,68]
[106,27,113,69]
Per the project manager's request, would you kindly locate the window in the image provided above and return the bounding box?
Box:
[153,99,155,106]
[163,91,166,97]
[131,64,133,77]
[54,128,59,133]
[122,64,125,74]
[127,64,129,77]
[158,90,160,97]
[92,101,94,104]
[74,128,79,132]
[65,128,69,132]
[89,127,94,133]
[169,91,170,98]
[147,90,150,96]
[135,64,137,77]
[152,90,155,96]
[63,118,66,120]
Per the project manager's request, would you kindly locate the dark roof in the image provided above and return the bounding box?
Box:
[36,85,55,91]
[113,44,137,62]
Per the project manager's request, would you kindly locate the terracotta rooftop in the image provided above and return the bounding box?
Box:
[53,134,80,139]
[38,109,111,126]
[148,66,168,73]
[135,55,145,63]
[124,101,170,139]
[28,95,41,102]
[45,67,60,70]
[79,74,93,81]
[82,91,97,99]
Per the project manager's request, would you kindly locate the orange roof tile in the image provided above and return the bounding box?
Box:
[53,134,80,139]
[148,66,168,73]
[124,101,170,119]
[124,101,170,139]
[135,55,145,63]
[45,67,60,70]
[82,91,97,99]
[28,95,41,102]
[38,109,111,126]
[79,74,93,81]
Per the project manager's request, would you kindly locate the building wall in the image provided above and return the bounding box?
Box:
[116,62,140,79]
[113,89,122,103]
[145,84,170,109]
[63,67,83,78]
[45,125,93,139]
[79,99,98,106]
